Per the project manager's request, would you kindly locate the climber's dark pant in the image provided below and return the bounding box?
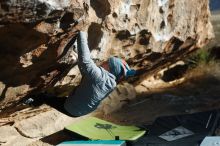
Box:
[43,96,78,117]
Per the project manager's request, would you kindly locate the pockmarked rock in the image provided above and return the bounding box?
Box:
[0,0,214,113]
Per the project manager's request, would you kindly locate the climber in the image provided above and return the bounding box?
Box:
[63,31,138,117]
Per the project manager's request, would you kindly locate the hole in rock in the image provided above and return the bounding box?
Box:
[90,0,111,19]
[165,37,184,52]
[169,4,175,9]
[60,12,75,30]
[159,7,164,13]
[36,3,51,17]
[139,37,150,46]
[116,30,131,41]
[139,29,150,36]
[1,3,9,11]
[139,29,151,46]
[167,14,173,22]
[162,64,188,82]
[112,12,118,18]
[172,38,184,51]
[160,20,165,29]
[145,52,162,62]
[88,23,103,50]
[112,29,116,33]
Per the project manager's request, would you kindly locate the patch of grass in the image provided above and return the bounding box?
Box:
[184,46,220,81]
[186,48,214,67]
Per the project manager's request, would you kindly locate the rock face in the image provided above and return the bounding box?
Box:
[0,105,79,146]
[0,0,214,108]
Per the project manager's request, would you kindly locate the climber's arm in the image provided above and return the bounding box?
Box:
[77,31,102,80]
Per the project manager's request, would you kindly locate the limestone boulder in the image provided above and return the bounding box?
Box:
[0,0,214,109]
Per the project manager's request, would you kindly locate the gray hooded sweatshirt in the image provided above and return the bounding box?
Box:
[64,32,116,116]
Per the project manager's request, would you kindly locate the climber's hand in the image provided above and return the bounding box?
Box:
[135,68,148,76]
[73,15,89,32]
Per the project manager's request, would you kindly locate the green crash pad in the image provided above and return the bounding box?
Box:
[65,117,146,141]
